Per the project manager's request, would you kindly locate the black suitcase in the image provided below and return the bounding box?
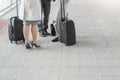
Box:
[8,17,24,44]
[60,19,76,45]
[8,0,24,44]
[60,0,76,46]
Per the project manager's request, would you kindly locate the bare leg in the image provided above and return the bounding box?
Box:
[31,24,40,48]
[23,24,30,43]
[31,24,38,43]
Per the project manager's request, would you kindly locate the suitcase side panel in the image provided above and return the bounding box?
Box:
[60,20,67,43]
[66,20,76,45]
[14,17,24,41]
[60,19,76,46]
[8,17,15,42]
[8,17,24,43]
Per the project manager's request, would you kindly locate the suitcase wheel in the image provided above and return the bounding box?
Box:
[23,39,25,42]
[10,40,12,43]
[15,41,17,44]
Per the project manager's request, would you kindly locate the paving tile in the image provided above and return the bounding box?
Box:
[78,52,96,60]
[102,76,120,80]
[90,36,108,47]
[97,59,117,67]
[114,60,120,67]
[61,59,80,68]
[111,51,120,60]
[0,67,21,80]
[6,54,26,67]
[17,76,59,80]
[60,76,101,80]
[94,52,114,60]
[17,66,40,77]
[40,67,80,76]
[79,59,98,67]
[80,67,120,76]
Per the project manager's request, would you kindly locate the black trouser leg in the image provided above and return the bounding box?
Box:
[42,0,51,30]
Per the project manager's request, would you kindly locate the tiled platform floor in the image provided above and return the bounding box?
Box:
[0,0,120,80]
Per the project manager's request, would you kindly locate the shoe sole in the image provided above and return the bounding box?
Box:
[40,34,47,37]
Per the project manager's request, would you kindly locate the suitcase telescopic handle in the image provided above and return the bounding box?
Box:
[60,0,66,21]
[16,0,19,18]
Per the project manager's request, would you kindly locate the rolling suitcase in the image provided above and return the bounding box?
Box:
[60,0,76,46]
[8,0,24,44]
[8,17,24,44]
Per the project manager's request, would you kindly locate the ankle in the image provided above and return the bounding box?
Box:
[25,41,30,44]
[32,41,37,44]
[25,42,32,49]
[31,41,40,48]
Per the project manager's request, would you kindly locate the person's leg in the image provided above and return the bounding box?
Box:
[31,24,40,48]
[52,0,69,42]
[31,24,37,43]
[23,23,32,49]
[55,10,61,36]
[23,24,30,43]
[52,9,61,42]
[38,0,50,37]
[43,0,51,34]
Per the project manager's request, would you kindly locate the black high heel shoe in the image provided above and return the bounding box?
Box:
[31,41,40,48]
[25,43,32,49]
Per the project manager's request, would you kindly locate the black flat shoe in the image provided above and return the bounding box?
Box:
[31,41,40,48]
[25,43,32,49]
[45,30,50,35]
[39,29,47,37]
[52,37,59,42]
